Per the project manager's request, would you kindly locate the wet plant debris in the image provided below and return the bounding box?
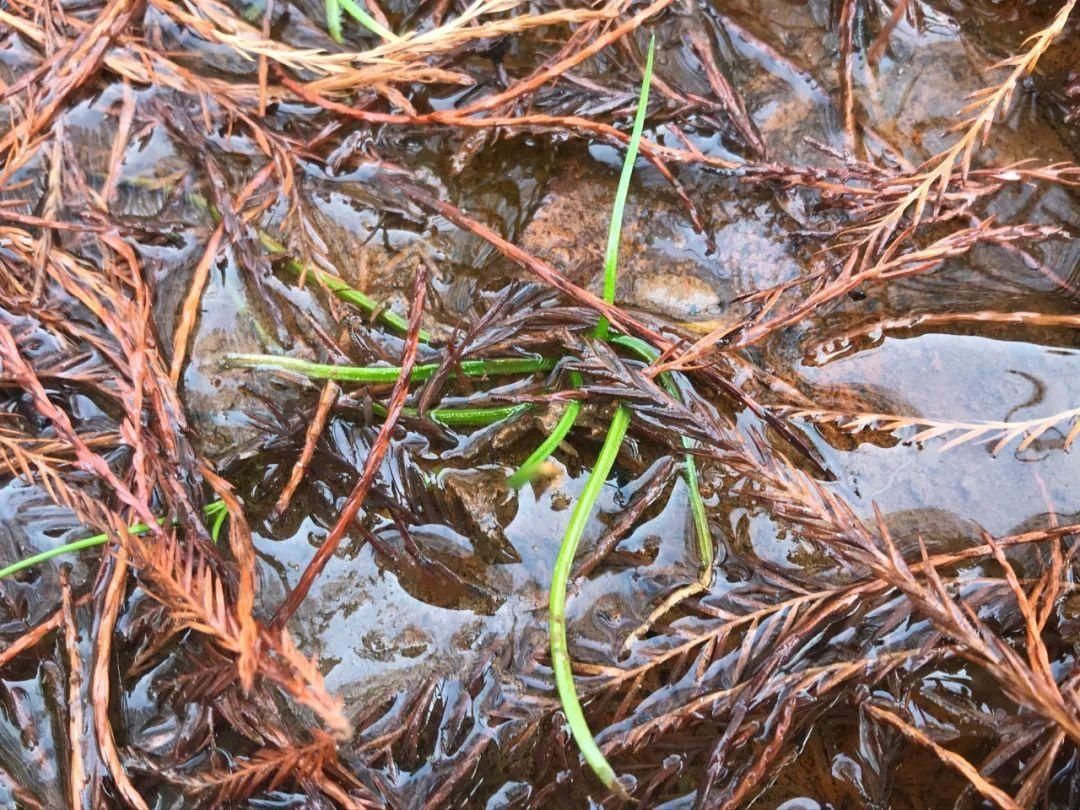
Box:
[0,0,1079,807]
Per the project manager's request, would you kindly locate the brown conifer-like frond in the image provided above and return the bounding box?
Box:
[784,405,1080,455]
[149,0,618,94]
[670,220,1064,362]
[807,309,1080,354]
[0,430,122,535]
[862,701,1022,810]
[176,733,339,804]
[858,0,1076,245]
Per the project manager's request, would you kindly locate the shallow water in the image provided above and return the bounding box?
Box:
[0,0,1078,806]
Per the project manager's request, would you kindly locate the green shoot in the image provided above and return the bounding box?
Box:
[256,229,433,343]
[611,334,713,583]
[329,0,400,43]
[326,0,343,41]
[549,405,630,794]
[372,401,528,427]
[0,501,230,581]
[547,36,657,794]
[508,35,655,487]
[186,192,429,342]
[595,36,655,341]
[227,353,555,384]
[507,372,582,488]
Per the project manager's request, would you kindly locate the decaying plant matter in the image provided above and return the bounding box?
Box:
[0,0,1078,806]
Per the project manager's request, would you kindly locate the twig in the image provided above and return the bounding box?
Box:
[271,260,428,628]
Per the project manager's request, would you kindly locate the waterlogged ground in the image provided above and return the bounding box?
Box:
[1,0,1079,807]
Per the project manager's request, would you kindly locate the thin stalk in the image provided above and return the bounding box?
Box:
[335,0,400,42]
[550,405,631,794]
[595,36,655,341]
[508,36,654,487]
[325,0,343,41]
[507,372,583,488]
[610,335,712,581]
[258,230,433,343]
[546,40,656,793]
[372,401,528,427]
[0,501,229,581]
[187,192,429,342]
[228,353,555,384]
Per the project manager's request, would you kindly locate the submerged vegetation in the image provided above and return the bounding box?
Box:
[0,0,1078,807]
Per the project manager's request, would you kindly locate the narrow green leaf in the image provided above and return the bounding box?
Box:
[549,405,631,793]
[227,353,556,384]
[595,35,655,341]
[336,0,400,42]
[372,401,529,427]
[610,334,713,578]
[326,0,344,42]
[507,372,583,488]
[0,501,230,581]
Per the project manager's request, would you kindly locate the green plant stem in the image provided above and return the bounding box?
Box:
[550,405,630,793]
[510,37,655,487]
[610,335,713,580]
[0,501,229,581]
[335,0,399,42]
[228,353,555,384]
[507,372,583,488]
[595,36,655,342]
[186,192,428,342]
[372,401,528,427]
[325,0,344,41]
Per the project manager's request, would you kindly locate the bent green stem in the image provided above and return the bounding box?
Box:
[610,334,713,581]
[508,371,583,488]
[550,404,630,793]
[187,192,428,342]
[325,0,344,41]
[227,353,555,384]
[0,501,230,581]
[332,0,400,43]
[510,37,655,487]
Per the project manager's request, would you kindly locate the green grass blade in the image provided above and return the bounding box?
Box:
[186,192,428,342]
[595,36,655,341]
[0,533,141,581]
[509,38,653,487]
[372,401,529,427]
[227,353,556,384]
[549,405,630,792]
[0,501,230,581]
[610,335,713,579]
[336,0,400,42]
[508,371,583,488]
[325,0,344,42]
[262,236,432,343]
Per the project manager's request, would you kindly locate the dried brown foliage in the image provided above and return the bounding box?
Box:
[0,0,1077,806]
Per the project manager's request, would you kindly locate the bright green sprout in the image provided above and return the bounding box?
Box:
[507,371,582,488]
[325,0,400,44]
[610,334,712,582]
[549,404,631,793]
[0,500,230,582]
[507,35,655,488]
[548,36,662,795]
[372,401,529,427]
[187,192,430,342]
[227,354,555,384]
